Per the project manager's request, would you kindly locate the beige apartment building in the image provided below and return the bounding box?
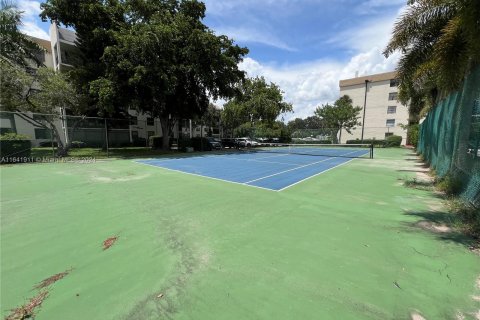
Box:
[339,71,409,145]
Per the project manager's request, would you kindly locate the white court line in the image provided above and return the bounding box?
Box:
[244,149,360,184]
[225,156,303,166]
[277,158,356,191]
[135,160,276,192]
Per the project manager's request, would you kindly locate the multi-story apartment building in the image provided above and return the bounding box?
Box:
[50,24,79,72]
[339,71,409,145]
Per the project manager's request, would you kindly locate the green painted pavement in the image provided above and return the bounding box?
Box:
[1,148,479,319]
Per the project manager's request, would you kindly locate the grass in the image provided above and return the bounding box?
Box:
[403,178,435,191]
[404,173,480,244]
[446,197,480,241]
[1,148,479,319]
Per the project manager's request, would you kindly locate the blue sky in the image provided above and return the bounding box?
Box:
[18,0,405,120]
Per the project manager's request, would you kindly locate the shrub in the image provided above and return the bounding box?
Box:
[148,136,163,149]
[436,174,463,196]
[132,137,147,147]
[407,124,419,147]
[0,132,30,140]
[346,139,386,147]
[191,137,212,151]
[0,133,32,163]
[178,136,192,151]
[385,135,402,147]
[292,140,332,144]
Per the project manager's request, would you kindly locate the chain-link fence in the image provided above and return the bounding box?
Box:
[417,66,480,208]
[227,125,406,145]
[0,111,228,160]
[0,111,174,160]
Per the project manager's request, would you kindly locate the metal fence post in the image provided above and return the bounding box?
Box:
[104,118,109,157]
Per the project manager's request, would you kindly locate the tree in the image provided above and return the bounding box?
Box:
[314,95,361,143]
[221,76,293,135]
[304,116,324,129]
[383,0,480,117]
[287,118,306,131]
[0,0,42,67]
[41,0,248,149]
[0,1,85,155]
[1,62,86,154]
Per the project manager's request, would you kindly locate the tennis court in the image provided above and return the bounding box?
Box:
[137,144,372,191]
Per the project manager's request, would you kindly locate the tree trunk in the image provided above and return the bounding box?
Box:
[331,128,339,144]
[338,126,342,144]
[159,116,171,150]
[50,122,68,156]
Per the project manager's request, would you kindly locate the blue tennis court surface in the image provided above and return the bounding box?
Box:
[136,147,370,191]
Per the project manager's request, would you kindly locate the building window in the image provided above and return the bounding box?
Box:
[34,128,51,139]
[385,132,394,138]
[130,117,137,126]
[388,92,398,101]
[387,106,397,114]
[131,131,138,139]
[147,117,154,126]
[390,79,398,87]
[147,131,155,138]
[386,119,395,127]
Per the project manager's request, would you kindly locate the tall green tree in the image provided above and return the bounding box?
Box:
[221,76,293,134]
[384,0,480,116]
[314,95,361,143]
[40,0,125,113]
[41,0,248,149]
[287,118,307,131]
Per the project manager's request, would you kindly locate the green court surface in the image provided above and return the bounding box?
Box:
[1,148,479,319]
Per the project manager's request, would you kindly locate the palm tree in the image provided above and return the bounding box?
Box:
[0,0,42,67]
[384,0,480,114]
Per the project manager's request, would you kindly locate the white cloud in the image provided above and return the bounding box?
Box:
[327,15,396,52]
[355,0,406,15]
[20,20,49,40]
[214,27,297,52]
[212,8,403,121]
[17,0,49,40]
[230,46,400,121]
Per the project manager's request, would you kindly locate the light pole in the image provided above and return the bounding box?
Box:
[361,79,370,143]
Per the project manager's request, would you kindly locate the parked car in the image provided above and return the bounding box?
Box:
[206,137,222,150]
[221,138,238,149]
[236,138,257,148]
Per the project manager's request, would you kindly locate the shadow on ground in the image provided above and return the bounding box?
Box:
[403,210,476,249]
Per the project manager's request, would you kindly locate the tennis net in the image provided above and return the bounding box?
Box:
[241,143,373,159]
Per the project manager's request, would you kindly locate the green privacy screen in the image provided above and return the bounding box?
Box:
[418,66,480,208]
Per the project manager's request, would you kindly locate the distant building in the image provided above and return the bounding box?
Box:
[339,71,409,145]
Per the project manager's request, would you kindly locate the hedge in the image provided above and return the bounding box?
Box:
[346,139,386,147]
[0,133,32,163]
[148,136,163,149]
[191,137,212,151]
[385,135,402,147]
[291,140,332,144]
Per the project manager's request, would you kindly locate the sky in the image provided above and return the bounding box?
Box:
[17,0,405,121]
